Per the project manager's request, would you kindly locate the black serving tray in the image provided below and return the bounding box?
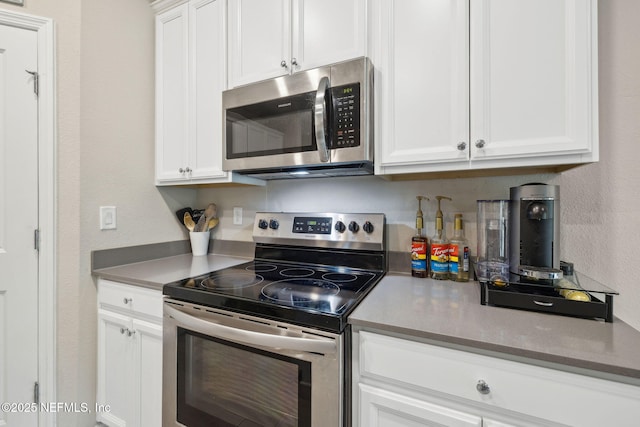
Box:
[476,266,617,322]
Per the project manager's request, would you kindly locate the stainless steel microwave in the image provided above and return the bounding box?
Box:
[222,57,373,179]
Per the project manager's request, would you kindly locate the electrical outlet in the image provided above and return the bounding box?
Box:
[233,207,243,225]
[100,206,117,230]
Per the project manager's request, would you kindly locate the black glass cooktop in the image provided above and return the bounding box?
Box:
[163,259,384,332]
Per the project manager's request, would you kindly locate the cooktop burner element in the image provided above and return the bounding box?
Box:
[164,212,386,332]
[200,271,264,290]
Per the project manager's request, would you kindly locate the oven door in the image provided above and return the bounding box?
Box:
[163,299,344,427]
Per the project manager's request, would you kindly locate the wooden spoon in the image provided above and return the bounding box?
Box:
[206,217,219,231]
[183,212,196,232]
[203,203,217,220]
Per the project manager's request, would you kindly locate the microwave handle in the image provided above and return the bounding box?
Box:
[165,304,336,355]
[314,76,331,163]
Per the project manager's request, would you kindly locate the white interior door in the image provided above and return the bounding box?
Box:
[0,23,40,427]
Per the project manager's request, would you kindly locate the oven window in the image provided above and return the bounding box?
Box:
[226,91,317,159]
[177,328,311,427]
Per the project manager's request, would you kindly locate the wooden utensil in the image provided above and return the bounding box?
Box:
[206,217,219,231]
[196,203,217,232]
[183,212,196,232]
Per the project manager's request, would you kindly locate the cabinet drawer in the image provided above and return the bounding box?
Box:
[358,331,640,427]
[98,279,162,320]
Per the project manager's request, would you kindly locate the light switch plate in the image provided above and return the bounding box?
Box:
[233,207,242,225]
[100,206,117,230]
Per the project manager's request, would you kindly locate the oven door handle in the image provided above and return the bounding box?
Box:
[314,76,331,163]
[165,305,337,355]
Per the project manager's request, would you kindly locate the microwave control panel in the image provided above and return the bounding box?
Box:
[331,83,360,148]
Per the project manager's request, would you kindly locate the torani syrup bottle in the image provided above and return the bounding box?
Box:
[411,196,429,277]
[449,213,470,282]
[430,196,452,280]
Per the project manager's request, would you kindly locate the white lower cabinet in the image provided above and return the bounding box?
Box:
[353,330,640,427]
[97,279,162,427]
[359,383,482,427]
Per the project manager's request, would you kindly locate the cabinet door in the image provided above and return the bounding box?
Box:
[359,383,482,427]
[292,0,366,72]
[373,0,470,175]
[189,0,229,180]
[228,0,291,87]
[133,319,163,427]
[97,310,134,427]
[156,4,190,183]
[470,0,598,164]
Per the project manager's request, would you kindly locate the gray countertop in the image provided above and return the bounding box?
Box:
[93,251,640,384]
[92,253,251,290]
[349,273,640,383]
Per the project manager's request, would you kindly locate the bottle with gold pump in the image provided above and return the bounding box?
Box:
[411,196,429,277]
[430,196,451,280]
[449,213,470,282]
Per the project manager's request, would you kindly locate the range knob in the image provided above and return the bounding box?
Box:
[348,221,359,233]
[258,219,268,230]
[363,221,374,234]
[269,219,279,230]
[335,221,346,233]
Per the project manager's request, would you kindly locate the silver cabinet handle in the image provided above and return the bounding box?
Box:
[119,327,136,337]
[314,76,331,163]
[123,297,132,304]
[457,142,467,151]
[475,139,486,148]
[534,300,554,307]
[165,304,336,354]
[178,168,185,173]
[291,57,298,67]
[280,60,287,69]
[476,380,491,395]
[185,167,192,173]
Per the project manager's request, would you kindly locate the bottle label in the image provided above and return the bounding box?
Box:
[411,241,427,272]
[430,243,449,274]
[449,244,469,273]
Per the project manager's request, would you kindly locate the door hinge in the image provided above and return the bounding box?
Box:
[34,229,40,251]
[34,381,40,405]
[25,70,39,97]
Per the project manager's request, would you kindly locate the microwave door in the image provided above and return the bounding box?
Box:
[314,76,331,163]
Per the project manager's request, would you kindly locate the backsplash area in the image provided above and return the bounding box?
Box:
[196,173,557,255]
[194,163,640,334]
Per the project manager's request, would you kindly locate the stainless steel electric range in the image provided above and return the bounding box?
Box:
[163,212,386,427]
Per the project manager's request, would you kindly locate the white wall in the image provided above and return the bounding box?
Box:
[557,0,640,331]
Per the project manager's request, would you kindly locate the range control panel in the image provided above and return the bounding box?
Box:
[253,212,385,251]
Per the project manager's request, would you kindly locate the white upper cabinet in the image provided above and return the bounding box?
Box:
[374,0,598,176]
[469,0,598,166]
[371,0,470,171]
[155,0,263,185]
[156,4,189,183]
[227,0,366,87]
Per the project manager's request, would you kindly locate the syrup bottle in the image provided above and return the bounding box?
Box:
[449,213,470,282]
[411,196,429,278]
[430,196,452,280]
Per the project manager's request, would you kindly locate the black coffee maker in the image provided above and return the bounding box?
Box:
[509,184,560,278]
